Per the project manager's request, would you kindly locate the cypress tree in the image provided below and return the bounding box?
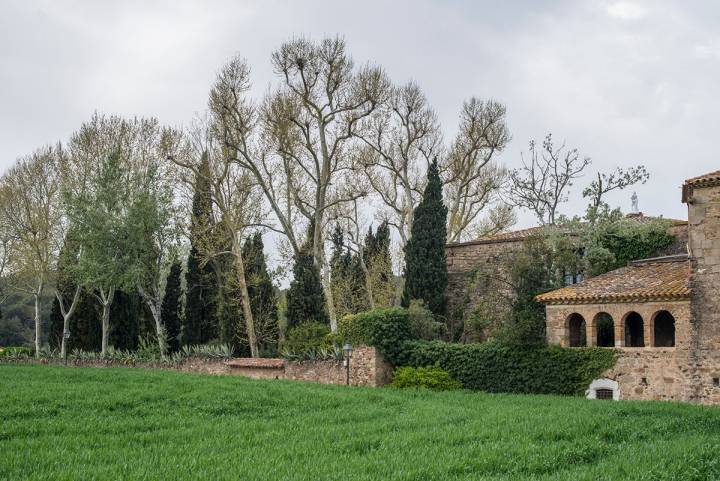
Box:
[366,220,394,307]
[241,233,279,355]
[183,153,219,345]
[161,260,183,352]
[286,249,328,329]
[109,290,141,351]
[402,159,448,317]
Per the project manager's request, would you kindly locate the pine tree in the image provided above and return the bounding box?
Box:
[183,153,219,345]
[286,249,328,329]
[402,159,448,317]
[161,260,183,352]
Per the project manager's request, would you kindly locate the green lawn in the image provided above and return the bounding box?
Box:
[1,366,719,481]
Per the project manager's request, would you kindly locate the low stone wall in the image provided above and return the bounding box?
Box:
[227,346,392,387]
[1,345,393,388]
[1,357,232,375]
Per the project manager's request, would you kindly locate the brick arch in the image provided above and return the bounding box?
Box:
[593,312,615,347]
[651,310,676,347]
[566,313,587,347]
[622,311,645,347]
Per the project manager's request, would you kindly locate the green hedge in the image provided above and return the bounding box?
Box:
[338,308,410,361]
[338,307,616,396]
[394,340,616,396]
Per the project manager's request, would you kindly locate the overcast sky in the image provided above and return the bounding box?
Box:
[1,0,718,227]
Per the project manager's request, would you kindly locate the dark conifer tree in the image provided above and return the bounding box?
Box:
[110,290,142,351]
[286,245,328,329]
[402,159,448,317]
[161,260,183,352]
[183,153,219,345]
[241,233,279,355]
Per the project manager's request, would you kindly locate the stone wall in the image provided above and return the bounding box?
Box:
[227,346,393,387]
[603,348,696,401]
[545,300,691,348]
[1,346,394,388]
[686,182,720,403]
[446,238,523,333]
[544,300,711,402]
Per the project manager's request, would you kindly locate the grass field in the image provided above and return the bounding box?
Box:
[2,366,720,481]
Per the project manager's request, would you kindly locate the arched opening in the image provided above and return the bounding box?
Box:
[624,312,645,347]
[594,312,615,347]
[653,311,675,347]
[567,313,587,347]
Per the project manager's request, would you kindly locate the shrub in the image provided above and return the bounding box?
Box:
[394,340,616,396]
[283,321,331,353]
[0,346,32,358]
[407,300,444,340]
[390,365,462,391]
[338,308,410,360]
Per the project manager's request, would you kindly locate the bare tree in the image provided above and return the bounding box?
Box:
[211,37,389,329]
[170,123,266,357]
[0,146,63,356]
[583,165,649,209]
[444,99,512,242]
[507,134,591,225]
[357,82,440,248]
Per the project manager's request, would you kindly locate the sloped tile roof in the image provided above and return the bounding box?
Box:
[447,214,685,248]
[682,170,720,202]
[536,255,691,305]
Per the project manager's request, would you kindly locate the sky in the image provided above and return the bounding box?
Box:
[1,0,718,230]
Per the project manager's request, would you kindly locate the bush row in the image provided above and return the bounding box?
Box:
[395,340,616,396]
[339,307,617,396]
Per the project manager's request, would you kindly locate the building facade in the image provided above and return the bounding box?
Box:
[538,170,720,404]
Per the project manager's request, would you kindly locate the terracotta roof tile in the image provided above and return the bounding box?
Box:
[682,170,720,202]
[536,255,691,305]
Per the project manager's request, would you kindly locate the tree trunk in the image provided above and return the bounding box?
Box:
[138,287,167,360]
[233,239,258,358]
[150,302,166,360]
[59,285,81,359]
[99,286,115,357]
[33,285,43,358]
[319,252,338,332]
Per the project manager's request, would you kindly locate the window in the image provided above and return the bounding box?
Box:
[567,313,587,347]
[653,311,675,347]
[595,312,615,347]
[595,388,614,400]
[624,312,645,347]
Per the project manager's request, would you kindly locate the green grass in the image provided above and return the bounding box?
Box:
[1,366,719,481]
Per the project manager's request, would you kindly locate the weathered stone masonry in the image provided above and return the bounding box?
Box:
[538,170,720,404]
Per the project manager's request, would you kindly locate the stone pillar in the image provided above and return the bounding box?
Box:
[684,176,720,402]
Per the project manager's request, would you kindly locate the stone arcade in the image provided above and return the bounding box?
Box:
[537,170,720,404]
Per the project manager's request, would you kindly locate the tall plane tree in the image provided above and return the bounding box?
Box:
[0,146,63,356]
[211,37,389,330]
[170,123,265,357]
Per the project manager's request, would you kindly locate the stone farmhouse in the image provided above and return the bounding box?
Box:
[447,170,720,404]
